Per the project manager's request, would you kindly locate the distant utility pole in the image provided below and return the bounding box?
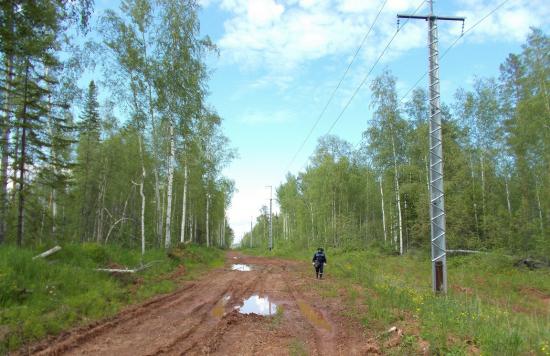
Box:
[266,186,273,251]
[398,1,464,294]
[250,217,253,248]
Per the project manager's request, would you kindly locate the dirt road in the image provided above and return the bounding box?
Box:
[28,252,379,355]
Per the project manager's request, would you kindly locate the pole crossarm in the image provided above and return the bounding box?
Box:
[398,14,465,22]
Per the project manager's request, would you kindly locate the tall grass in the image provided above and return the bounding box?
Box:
[0,243,224,353]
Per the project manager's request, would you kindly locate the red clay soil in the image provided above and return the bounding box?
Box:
[22,251,379,356]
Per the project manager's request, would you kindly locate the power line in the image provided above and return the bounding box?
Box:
[323,0,426,136]
[285,0,389,173]
[398,0,513,104]
[292,0,426,173]
[352,0,513,154]
[295,0,511,170]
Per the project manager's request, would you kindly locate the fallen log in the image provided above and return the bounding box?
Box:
[94,261,159,273]
[514,258,547,270]
[446,249,486,254]
[32,245,62,260]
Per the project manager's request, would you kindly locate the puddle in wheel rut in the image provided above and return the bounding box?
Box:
[238,295,278,316]
[212,294,279,317]
[212,295,231,318]
[231,264,252,271]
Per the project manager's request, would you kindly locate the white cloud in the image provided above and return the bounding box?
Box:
[210,0,547,77]
[248,0,285,25]
[452,0,549,42]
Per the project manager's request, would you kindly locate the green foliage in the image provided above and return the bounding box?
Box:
[0,243,224,353]
[0,0,235,250]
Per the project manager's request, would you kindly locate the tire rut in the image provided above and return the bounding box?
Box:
[166,265,270,355]
[29,283,198,356]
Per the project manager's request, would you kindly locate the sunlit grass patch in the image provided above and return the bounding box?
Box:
[330,250,550,354]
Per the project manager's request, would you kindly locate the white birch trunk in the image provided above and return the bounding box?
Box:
[332,193,336,247]
[189,214,193,243]
[0,48,14,244]
[536,184,544,233]
[222,217,226,247]
[138,135,146,255]
[365,171,369,241]
[96,174,106,244]
[480,153,486,220]
[390,134,403,255]
[469,153,480,237]
[45,75,57,237]
[180,164,188,243]
[206,194,210,247]
[379,177,387,244]
[141,30,163,248]
[193,215,197,243]
[165,122,175,249]
[505,176,512,219]
[160,187,165,246]
[309,205,314,246]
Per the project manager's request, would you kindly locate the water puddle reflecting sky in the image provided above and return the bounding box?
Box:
[238,295,278,316]
[231,264,252,271]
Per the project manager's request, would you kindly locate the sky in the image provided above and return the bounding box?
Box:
[93,0,549,244]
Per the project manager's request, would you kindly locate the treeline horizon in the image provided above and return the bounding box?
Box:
[243,28,549,259]
[0,0,236,251]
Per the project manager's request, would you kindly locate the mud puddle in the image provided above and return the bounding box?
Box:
[231,264,252,271]
[297,299,331,331]
[238,295,278,316]
[212,295,231,318]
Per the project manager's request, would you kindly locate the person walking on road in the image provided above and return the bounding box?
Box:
[312,248,327,279]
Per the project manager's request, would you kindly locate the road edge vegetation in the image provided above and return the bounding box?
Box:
[0,243,225,353]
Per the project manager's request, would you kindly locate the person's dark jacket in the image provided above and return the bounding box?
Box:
[312,251,327,266]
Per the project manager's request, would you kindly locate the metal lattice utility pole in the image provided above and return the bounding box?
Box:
[398,1,464,294]
[267,186,273,251]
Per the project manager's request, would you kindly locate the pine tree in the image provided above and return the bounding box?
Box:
[76,80,102,242]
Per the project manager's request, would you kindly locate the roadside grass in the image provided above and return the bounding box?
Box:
[244,246,550,355]
[0,243,224,353]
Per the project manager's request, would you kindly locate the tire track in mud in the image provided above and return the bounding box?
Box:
[75,270,246,356]
[279,265,334,355]
[27,283,198,356]
[154,265,270,355]
[31,267,243,356]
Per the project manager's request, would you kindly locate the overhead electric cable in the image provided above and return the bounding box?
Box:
[292,0,426,173]
[285,0,389,173]
[353,0,513,153]
[323,0,426,136]
[398,0,513,104]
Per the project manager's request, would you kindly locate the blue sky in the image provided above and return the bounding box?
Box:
[93,0,549,243]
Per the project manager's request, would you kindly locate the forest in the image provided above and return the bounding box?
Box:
[0,0,236,251]
[242,28,550,260]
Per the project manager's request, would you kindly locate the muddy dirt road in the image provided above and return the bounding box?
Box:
[29,252,379,355]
